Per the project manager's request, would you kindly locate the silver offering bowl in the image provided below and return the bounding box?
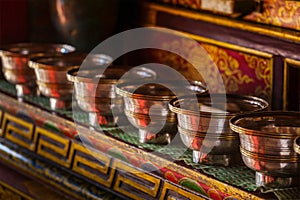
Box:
[0,43,75,97]
[67,66,157,127]
[230,111,300,187]
[116,81,207,144]
[28,53,90,110]
[169,93,269,166]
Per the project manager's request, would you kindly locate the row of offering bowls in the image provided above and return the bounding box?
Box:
[0,43,300,188]
[0,43,76,97]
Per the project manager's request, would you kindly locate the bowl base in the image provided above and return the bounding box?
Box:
[193,150,242,166]
[88,112,127,128]
[256,172,300,188]
[138,129,175,145]
[15,83,37,97]
[49,97,72,110]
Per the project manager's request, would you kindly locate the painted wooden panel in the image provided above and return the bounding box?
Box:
[154,0,300,30]
[1,113,36,151]
[140,34,273,102]
[70,142,115,188]
[155,0,255,16]
[35,127,72,168]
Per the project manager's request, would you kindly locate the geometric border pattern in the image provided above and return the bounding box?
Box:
[0,111,212,200]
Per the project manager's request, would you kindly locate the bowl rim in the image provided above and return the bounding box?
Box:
[28,53,86,71]
[67,66,156,84]
[230,111,300,139]
[169,93,269,117]
[116,80,207,101]
[0,43,75,57]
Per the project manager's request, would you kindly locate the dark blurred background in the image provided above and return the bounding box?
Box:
[0,0,141,51]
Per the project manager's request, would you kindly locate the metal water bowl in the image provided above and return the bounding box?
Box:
[116,80,207,144]
[230,111,300,187]
[169,93,269,166]
[28,53,91,110]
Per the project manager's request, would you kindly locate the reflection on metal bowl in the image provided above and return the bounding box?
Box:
[241,147,300,188]
[37,81,74,98]
[2,68,35,84]
[125,110,177,144]
[230,111,300,187]
[294,136,300,155]
[76,96,123,113]
[88,112,127,128]
[0,43,75,97]
[29,53,95,110]
[68,66,157,127]
[169,93,268,166]
[37,81,74,110]
[178,126,239,154]
[116,80,207,144]
[178,126,241,166]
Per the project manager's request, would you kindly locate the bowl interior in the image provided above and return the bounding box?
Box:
[1,43,75,55]
[117,80,207,101]
[67,66,156,83]
[232,112,300,136]
[171,94,268,115]
[33,56,83,68]
[122,83,174,97]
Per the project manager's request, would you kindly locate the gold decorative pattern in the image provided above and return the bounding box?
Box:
[150,34,272,100]
[1,113,36,151]
[154,37,206,82]
[201,44,255,93]
[176,32,273,102]
[244,54,272,100]
[70,142,115,188]
[0,180,32,200]
[112,160,161,199]
[244,0,300,31]
[160,182,207,200]
[35,127,72,168]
